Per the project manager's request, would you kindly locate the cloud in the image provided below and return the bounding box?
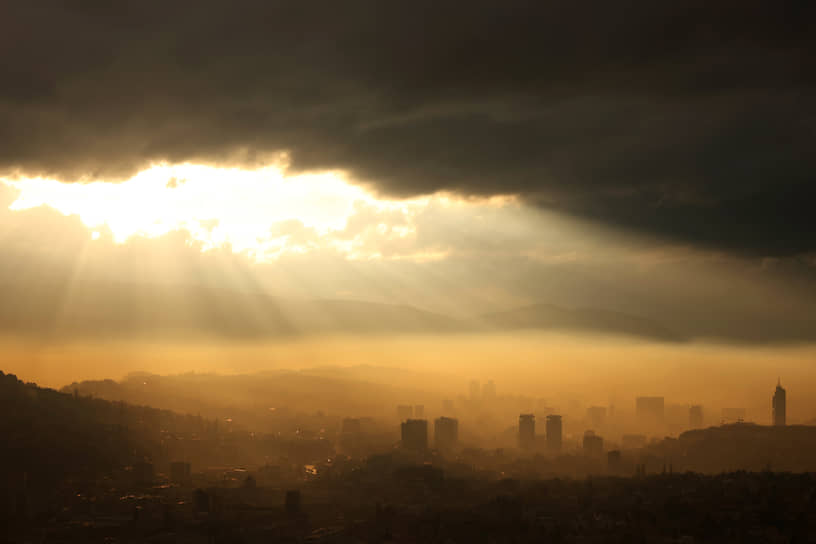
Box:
[1,1,814,255]
[1,195,816,343]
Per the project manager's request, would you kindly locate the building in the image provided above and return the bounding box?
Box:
[414,405,425,418]
[434,416,459,451]
[583,430,603,456]
[689,405,704,428]
[170,461,191,484]
[397,405,413,421]
[773,378,786,426]
[401,419,428,451]
[636,397,665,421]
[442,399,454,414]
[587,406,607,428]
[518,414,536,450]
[546,414,562,452]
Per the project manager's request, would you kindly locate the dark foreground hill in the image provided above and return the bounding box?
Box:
[0,371,211,487]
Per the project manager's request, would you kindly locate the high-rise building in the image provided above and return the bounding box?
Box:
[545,414,562,452]
[401,419,428,451]
[583,430,603,456]
[414,405,425,418]
[773,378,786,426]
[636,397,665,421]
[397,405,413,421]
[442,399,455,414]
[434,416,459,451]
[689,405,704,428]
[518,414,536,450]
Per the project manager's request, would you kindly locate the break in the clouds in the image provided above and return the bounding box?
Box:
[1,1,814,255]
[2,181,816,343]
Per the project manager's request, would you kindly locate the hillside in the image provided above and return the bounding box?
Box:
[0,371,212,487]
[480,303,683,341]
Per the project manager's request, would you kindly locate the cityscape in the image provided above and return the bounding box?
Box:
[4,369,816,542]
[2,1,816,542]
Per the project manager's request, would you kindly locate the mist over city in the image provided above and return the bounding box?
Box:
[2,2,816,542]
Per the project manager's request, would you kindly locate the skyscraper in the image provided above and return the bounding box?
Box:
[546,414,562,452]
[518,414,535,450]
[773,378,786,426]
[434,416,459,451]
[401,419,428,451]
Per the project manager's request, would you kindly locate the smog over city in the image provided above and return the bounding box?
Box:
[1,2,816,542]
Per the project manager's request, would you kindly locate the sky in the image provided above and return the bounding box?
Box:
[1,2,815,393]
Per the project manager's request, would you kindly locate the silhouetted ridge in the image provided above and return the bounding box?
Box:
[0,371,211,486]
[480,303,683,341]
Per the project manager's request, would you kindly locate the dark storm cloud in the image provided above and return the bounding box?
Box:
[1,1,814,254]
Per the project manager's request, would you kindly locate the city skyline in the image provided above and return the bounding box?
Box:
[2,2,815,541]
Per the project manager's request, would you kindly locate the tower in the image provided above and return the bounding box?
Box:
[773,378,786,426]
[546,414,562,452]
[434,416,459,451]
[401,419,428,451]
[518,414,535,450]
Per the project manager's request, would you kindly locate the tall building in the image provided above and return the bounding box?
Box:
[689,405,704,428]
[546,414,562,452]
[414,405,425,418]
[773,378,786,426]
[397,405,413,421]
[518,414,536,450]
[636,397,665,421]
[583,430,603,456]
[434,416,459,451]
[401,419,428,451]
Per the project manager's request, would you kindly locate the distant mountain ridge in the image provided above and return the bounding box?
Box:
[479,303,683,341]
[0,280,678,341]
